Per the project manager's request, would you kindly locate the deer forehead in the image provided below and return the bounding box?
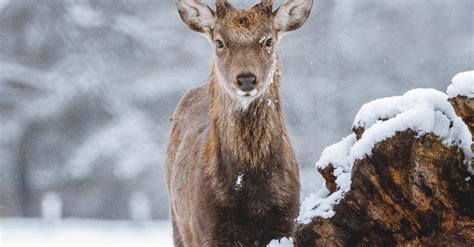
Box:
[216,11,273,46]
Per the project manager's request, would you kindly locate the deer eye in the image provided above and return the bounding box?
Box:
[265,38,273,47]
[216,40,224,49]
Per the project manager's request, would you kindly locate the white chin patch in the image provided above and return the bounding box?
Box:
[236,89,258,97]
[235,89,259,111]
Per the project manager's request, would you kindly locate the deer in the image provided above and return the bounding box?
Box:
[166,0,313,246]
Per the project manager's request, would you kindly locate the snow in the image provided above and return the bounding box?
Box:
[299,88,473,224]
[236,172,243,188]
[0,218,173,247]
[268,237,293,246]
[0,218,290,247]
[298,134,356,223]
[353,88,472,168]
[235,172,244,190]
[67,4,105,28]
[268,99,276,111]
[316,134,356,171]
[266,53,277,86]
[447,70,474,98]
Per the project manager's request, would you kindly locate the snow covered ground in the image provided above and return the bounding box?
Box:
[0,218,173,246]
[0,218,292,246]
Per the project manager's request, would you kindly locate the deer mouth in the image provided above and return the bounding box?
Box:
[236,88,258,97]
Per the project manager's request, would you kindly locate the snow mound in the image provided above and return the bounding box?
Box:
[353,88,471,166]
[299,88,473,224]
[447,70,474,98]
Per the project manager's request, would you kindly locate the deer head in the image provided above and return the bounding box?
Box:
[175,0,313,107]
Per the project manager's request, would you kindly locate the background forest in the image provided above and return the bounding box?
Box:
[0,0,472,224]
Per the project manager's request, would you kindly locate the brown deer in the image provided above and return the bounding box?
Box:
[166,0,313,246]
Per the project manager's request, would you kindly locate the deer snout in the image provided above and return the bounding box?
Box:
[237,73,257,92]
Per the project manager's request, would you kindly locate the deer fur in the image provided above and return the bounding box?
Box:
[166,1,313,246]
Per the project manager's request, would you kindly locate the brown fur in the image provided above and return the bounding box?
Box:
[167,1,313,246]
[166,67,300,246]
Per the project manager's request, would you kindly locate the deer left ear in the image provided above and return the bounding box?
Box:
[274,0,314,35]
[175,0,215,34]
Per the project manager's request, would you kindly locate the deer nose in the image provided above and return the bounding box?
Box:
[237,73,257,92]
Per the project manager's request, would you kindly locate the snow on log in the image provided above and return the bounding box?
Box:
[294,82,473,246]
[448,71,474,162]
[447,70,474,98]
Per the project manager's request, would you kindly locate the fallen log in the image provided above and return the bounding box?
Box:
[294,72,474,246]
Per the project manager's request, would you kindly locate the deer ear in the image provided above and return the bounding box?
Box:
[175,0,215,34]
[274,0,313,35]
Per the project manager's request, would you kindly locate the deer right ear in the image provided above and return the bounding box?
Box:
[175,0,215,35]
[274,0,313,36]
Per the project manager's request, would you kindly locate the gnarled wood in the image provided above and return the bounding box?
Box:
[295,129,474,246]
[449,95,474,165]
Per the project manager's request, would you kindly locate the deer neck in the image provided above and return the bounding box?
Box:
[207,59,286,170]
